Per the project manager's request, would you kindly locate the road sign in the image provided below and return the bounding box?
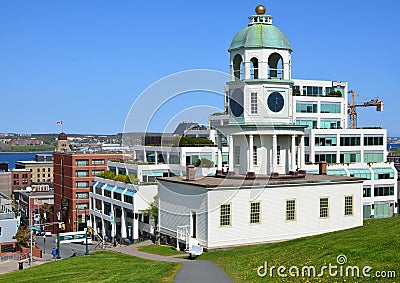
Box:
[58,231,88,244]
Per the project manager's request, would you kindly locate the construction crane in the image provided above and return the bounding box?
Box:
[348,90,384,129]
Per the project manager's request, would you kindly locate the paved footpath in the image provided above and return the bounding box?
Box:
[112,241,233,283]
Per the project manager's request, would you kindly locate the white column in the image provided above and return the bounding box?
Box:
[92,215,98,234]
[228,135,234,174]
[272,134,277,172]
[217,135,223,173]
[154,151,158,164]
[101,217,105,238]
[121,208,127,239]
[248,135,254,173]
[166,151,170,164]
[300,135,305,169]
[291,135,296,171]
[133,213,139,240]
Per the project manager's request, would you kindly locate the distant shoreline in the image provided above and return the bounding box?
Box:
[0,151,53,154]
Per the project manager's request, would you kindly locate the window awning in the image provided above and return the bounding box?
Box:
[105,185,114,191]
[95,183,105,189]
[124,190,136,197]
[143,172,164,177]
[91,181,97,186]
[114,187,125,194]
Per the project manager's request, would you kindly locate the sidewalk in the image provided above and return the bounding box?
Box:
[0,253,53,275]
[112,241,233,283]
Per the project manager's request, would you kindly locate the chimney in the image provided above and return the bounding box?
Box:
[186,165,195,181]
[319,161,327,175]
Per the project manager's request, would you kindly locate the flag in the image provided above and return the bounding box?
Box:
[57,121,63,125]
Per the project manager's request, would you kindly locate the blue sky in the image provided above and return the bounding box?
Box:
[1,1,399,136]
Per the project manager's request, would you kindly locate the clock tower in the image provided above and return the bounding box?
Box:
[226,4,293,125]
[212,5,306,177]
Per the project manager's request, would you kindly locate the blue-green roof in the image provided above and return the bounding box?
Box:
[229,24,293,52]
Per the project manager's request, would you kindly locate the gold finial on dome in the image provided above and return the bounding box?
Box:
[255,5,266,15]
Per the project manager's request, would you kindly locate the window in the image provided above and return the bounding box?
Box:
[373,168,394,180]
[42,168,45,172]
[95,199,102,210]
[296,102,317,113]
[315,153,337,163]
[76,192,89,199]
[364,152,384,163]
[286,199,296,221]
[292,85,301,96]
[315,136,337,146]
[340,136,361,146]
[327,169,347,176]
[344,196,353,216]
[320,103,341,113]
[250,92,258,114]
[374,186,394,196]
[124,195,133,204]
[233,54,243,80]
[340,153,361,163]
[364,136,383,146]
[363,186,371,197]
[76,181,89,188]
[76,170,89,177]
[320,119,341,129]
[304,137,309,146]
[95,187,102,195]
[250,202,261,224]
[104,190,112,198]
[348,169,371,179]
[92,170,105,176]
[220,203,231,226]
[114,192,122,201]
[296,120,317,129]
[76,160,89,166]
[253,146,258,165]
[277,146,281,165]
[320,197,329,218]
[92,159,105,165]
[76,203,89,210]
[302,86,322,96]
[250,58,259,79]
[326,87,344,97]
[234,146,240,165]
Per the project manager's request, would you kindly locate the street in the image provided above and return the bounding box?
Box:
[35,234,97,258]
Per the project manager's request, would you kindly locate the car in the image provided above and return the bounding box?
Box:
[44,231,52,236]
[81,238,92,245]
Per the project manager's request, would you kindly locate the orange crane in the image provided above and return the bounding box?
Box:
[348,90,384,129]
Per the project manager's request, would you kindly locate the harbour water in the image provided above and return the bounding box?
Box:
[0,152,52,169]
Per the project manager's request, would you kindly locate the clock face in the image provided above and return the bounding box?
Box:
[230,89,244,117]
[267,91,284,112]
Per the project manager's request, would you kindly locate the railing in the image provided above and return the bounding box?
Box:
[176,225,190,251]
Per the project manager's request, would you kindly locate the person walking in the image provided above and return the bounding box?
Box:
[71,249,77,257]
[51,248,57,260]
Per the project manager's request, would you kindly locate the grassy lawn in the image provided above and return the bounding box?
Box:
[138,244,186,256]
[0,251,181,283]
[200,217,400,282]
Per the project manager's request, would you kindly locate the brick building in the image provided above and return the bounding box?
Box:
[53,152,122,232]
[11,169,31,190]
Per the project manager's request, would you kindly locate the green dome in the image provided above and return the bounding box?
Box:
[229,24,293,52]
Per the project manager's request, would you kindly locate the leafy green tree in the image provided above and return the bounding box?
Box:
[13,226,31,247]
[149,195,158,232]
[194,158,214,168]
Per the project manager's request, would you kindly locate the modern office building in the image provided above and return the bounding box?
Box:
[53,152,122,232]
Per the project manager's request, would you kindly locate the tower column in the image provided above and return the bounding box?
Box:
[272,134,277,173]
[291,135,296,171]
[228,135,235,175]
[299,135,305,169]
[217,135,223,175]
[247,135,255,178]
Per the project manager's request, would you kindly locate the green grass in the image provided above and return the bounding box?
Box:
[0,251,181,283]
[200,217,400,282]
[138,244,186,256]
[8,145,55,152]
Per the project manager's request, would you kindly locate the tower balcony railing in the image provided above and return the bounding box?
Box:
[268,68,284,80]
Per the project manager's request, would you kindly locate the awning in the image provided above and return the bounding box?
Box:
[105,185,114,191]
[114,187,125,194]
[95,183,105,189]
[91,181,97,186]
[124,190,136,197]
[143,171,164,177]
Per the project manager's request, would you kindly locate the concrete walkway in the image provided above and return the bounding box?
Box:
[0,253,54,275]
[112,241,232,283]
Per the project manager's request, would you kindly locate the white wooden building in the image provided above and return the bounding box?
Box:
[158,171,364,250]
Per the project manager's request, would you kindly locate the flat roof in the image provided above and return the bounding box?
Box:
[158,174,364,189]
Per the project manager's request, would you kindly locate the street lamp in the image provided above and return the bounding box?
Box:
[43,235,46,254]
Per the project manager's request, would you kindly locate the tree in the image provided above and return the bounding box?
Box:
[194,158,214,168]
[13,226,31,247]
[149,195,159,233]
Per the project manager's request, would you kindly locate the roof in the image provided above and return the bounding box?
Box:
[158,174,364,189]
[229,24,293,52]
